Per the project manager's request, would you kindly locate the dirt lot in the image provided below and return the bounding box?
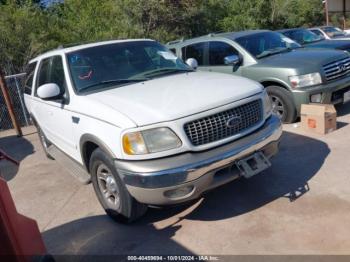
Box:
[1,104,350,256]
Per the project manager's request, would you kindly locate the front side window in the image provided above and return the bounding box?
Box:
[24,62,37,95]
[37,58,51,88]
[36,56,67,97]
[209,41,238,65]
[67,41,191,93]
[49,56,66,93]
[236,32,300,59]
[182,42,207,66]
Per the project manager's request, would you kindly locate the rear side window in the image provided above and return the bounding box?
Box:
[310,29,323,37]
[209,42,238,66]
[182,42,207,65]
[169,48,176,55]
[24,62,37,95]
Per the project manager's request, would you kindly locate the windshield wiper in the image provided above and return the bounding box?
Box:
[256,47,291,59]
[143,68,193,77]
[78,78,149,93]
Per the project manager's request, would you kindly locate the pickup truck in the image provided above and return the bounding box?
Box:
[23,39,282,222]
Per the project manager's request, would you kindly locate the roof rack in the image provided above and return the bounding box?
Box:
[57,41,92,49]
[207,30,225,37]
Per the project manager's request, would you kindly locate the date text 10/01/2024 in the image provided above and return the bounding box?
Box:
[127,256,220,261]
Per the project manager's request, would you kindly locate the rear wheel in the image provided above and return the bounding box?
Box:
[266,86,297,123]
[89,148,147,223]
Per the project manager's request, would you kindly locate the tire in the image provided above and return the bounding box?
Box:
[89,148,147,223]
[266,86,297,123]
[37,126,54,160]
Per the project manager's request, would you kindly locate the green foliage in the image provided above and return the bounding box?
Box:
[219,0,324,31]
[0,0,325,75]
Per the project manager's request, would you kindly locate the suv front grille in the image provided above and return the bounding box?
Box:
[323,57,350,81]
[184,100,263,146]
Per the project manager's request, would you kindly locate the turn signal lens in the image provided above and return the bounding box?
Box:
[122,131,148,155]
[122,128,182,155]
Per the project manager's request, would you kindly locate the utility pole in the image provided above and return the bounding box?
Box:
[325,0,329,26]
[0,67,22,137]
[344,0,347,30]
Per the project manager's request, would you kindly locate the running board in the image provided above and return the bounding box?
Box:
[47,145,91,184]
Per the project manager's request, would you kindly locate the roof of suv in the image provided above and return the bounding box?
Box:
[167,30,270,45]
[277,28,304,33]
[30,39,153,63]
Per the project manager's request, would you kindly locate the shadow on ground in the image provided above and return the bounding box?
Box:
[141,130,330,222]
[0,134,34,181]
[336,101,350,117]
[43,215,192,255]
[42,130,330,255]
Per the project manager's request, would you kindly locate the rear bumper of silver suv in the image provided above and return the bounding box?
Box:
[114,114,282,205]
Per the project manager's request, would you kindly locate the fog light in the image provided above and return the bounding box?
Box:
[310,93,322,103]
[164,185,194,199]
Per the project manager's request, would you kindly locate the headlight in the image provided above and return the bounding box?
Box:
[122,127,182,155]
[262,89,272,118]
[289,72,322,88]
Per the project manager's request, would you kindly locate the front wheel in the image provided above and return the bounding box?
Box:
[266,86,297,123]
[90,148,147,223]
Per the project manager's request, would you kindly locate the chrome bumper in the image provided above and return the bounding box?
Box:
[115,115,282,205]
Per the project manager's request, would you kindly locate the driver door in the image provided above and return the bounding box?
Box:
[32,56,76,157]
[206,41,243,75]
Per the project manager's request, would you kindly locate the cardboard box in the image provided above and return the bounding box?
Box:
[300,104,337,134]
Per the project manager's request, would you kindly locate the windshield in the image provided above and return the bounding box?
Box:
[323,26,346,38]
[235,31,301,59]
[283,29,323,45]
[66,41,191,93]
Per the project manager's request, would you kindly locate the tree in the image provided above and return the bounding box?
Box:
[0,0,325,75]
[0,0,52,74]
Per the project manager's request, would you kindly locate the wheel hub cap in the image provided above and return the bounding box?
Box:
[106,176,117,194]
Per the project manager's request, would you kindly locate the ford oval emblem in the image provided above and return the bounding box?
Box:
[226,116,241,128]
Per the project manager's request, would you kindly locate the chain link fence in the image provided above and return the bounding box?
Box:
[0,73,32,131]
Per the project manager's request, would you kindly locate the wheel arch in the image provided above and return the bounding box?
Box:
[80,134,116,172]
[260,80,291,91]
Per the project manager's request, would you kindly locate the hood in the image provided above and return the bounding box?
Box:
[258,48,349,69]
[305,39,350,50]
[85,72,263,126]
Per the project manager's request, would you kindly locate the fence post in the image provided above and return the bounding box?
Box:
[0,67,22,137]
[14,77,29,126]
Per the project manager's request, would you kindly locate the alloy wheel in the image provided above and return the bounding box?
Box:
[96,163,121,209]
[270,95,285,119]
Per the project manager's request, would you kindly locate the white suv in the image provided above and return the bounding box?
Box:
[24,39,282,222]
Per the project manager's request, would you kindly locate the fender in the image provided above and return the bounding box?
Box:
[80,134,117,169]
[259,77,292,92]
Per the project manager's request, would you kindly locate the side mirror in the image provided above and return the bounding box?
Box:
[224,55,240,65]
[185,58,198,70]
[37,83,62,100]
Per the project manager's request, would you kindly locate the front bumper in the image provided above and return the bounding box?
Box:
[115,115,282,205]
[292,75,350,115]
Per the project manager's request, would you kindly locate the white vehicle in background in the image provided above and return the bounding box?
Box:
[310,26,350,40]
[23,39,282,223]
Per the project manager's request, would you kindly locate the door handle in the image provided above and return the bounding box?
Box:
[72,116,80,124]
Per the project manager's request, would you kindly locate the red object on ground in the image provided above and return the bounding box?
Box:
[0,151,47,261]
